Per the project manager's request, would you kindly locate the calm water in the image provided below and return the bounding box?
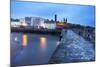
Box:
[11,33,59,66]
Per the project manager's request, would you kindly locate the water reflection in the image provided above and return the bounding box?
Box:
[40,37,47,50]
[14,37,18,42]
[11,33,59,65]
[22,34,28,47]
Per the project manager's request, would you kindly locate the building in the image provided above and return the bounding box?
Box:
[20,18,28,27]
[20,18,25,23]
[55,14,57,22]
[20,17,46,28]
[31,17,45,28]
[25,17,31,25]
[10,21,21,27]
[44,20,56,29]
[19,17,57,29]
[29,16,56,29]
[56,22,66,29]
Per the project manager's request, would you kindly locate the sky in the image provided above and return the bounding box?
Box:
[11,0,95,27]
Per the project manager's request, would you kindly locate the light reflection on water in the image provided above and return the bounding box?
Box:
[11,33,59,66]
[22,34,28,47]
[40,37,47,50]
[22,34,47,50]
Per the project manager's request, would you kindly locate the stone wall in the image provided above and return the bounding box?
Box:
[49,29,95,64]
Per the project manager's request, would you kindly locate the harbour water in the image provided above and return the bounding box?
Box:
[11,33,59,66]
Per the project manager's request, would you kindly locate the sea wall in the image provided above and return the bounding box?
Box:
[49,29,95,64]
[72,28,95,44]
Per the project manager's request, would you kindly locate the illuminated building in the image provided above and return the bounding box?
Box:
[10,21,21,27]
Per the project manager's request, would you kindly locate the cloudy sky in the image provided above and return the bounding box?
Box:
[11,0,95,27]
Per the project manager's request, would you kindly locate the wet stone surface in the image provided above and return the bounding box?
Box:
[49,30,95,64]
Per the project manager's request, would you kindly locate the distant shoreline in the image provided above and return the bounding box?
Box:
[11,27,61,35]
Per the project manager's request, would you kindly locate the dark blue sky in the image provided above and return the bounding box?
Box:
[11,1,95,27]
